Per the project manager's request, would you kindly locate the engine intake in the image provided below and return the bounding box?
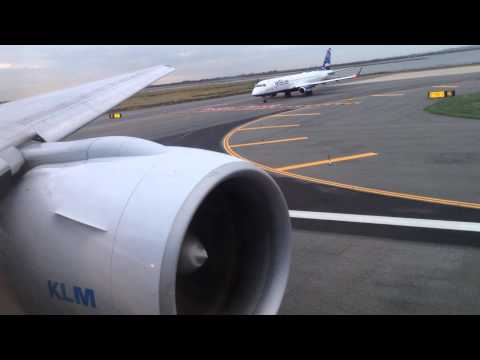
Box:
[0,137,291,315]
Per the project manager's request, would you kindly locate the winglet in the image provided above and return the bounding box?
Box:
[355,67,363,78]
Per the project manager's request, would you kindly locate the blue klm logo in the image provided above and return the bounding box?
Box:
[48,280,96,308]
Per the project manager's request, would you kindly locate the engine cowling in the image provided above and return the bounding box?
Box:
[0,137,291,314]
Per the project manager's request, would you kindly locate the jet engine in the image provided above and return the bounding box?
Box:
[298,87,313,96]
[0,136,291,315]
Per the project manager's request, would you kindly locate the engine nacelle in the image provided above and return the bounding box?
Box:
[299,87,313,96]
[0,137,291,314]
[298,86,314,94]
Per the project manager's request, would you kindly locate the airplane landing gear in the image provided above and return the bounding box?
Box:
[263,97,267,103]
[285,91,292,98]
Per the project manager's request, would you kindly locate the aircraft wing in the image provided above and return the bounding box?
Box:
[328,65,361,73]
[0,65,174,176]
[299,67,362,89]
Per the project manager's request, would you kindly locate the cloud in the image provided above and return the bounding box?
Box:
[0,45,467,100]
[176,51,194,58]
[0,62,44,70]
[264,45,300,50]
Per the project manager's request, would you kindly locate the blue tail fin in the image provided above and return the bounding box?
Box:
[321,48,332,70]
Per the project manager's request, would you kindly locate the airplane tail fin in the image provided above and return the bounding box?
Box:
[321,48,332,70]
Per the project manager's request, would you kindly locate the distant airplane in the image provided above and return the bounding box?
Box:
[251,48,362,102]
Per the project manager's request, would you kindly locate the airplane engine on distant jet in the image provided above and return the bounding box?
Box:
[0,136,291,315]
[299,87,312,95]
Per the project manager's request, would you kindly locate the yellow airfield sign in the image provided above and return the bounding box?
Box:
[427,89,456,99]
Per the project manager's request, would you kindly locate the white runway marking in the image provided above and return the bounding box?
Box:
[289,210,480,233]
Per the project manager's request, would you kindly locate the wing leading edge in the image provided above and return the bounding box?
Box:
[0,65,174,176]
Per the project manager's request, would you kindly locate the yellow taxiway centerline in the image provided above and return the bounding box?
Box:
[230,136,308,148]
[276,152,379,171]
[222,106,480,210]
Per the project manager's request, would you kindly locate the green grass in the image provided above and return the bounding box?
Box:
[425,91,480,120]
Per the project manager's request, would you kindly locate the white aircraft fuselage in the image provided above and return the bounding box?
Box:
[251,48,361,101]
[251,69,335,98]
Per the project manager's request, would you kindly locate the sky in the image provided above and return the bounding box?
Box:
[0,45,463,100]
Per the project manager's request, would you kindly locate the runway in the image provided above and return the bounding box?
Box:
[3,66,480,314]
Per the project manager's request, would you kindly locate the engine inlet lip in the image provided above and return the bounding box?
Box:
[158,161,291,315]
